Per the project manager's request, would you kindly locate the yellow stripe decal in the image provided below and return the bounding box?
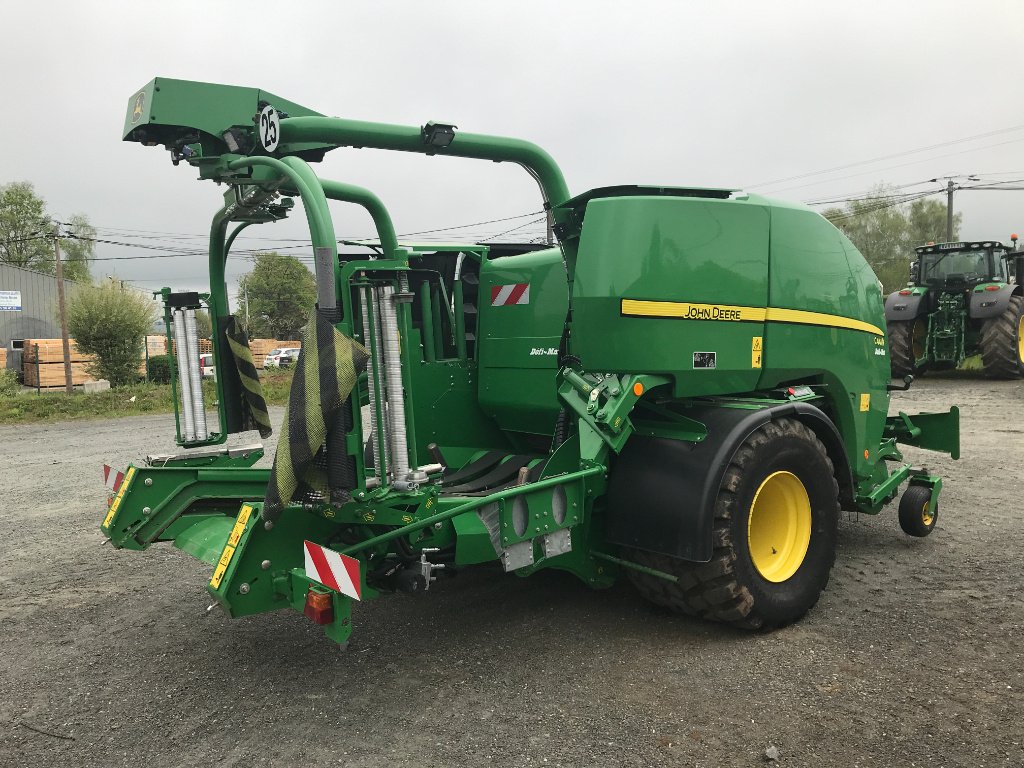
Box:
[102,466,137,529]
[621,299,883,337]
[764,307,884,337]
[621,299,766,322]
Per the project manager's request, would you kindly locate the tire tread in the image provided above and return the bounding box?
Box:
[625,418,838,631]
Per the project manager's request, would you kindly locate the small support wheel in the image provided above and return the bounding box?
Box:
[898,485,937,537]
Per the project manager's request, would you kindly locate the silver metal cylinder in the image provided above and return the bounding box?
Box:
[373,285,392,480]
[172,309,196,441]
[183,308,208,441]
[379,285,410,481]
[360,286,382,480]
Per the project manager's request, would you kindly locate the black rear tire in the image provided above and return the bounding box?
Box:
[898,485,937,537]
[888,318,926,378]
[979,295,1024,379]
[625,418,839,630]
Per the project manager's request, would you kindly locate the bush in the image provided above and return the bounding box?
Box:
[0,369,19,398]
[67,282,158,386]
[147,354,172,384]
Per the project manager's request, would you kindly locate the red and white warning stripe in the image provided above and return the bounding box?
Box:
[103,464,125,493]
[303,540,362,601]
[490,283,530,306]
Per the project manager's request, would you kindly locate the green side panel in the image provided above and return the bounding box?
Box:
[571,196,770,395]
[756,205,890,480]
[407,358,514,468]
[477,248,568,435]
[452,511,498,565]
[173,516,236,565]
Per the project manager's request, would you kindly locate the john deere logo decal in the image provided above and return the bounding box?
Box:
[131,92,146,124]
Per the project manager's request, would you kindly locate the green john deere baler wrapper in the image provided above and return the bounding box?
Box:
[102,78,959,646]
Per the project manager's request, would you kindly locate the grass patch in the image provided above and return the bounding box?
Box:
[0,369,294,425]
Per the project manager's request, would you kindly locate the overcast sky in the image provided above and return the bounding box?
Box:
[3,1,1023,300]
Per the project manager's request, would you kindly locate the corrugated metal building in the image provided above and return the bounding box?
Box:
[0,263,87,350]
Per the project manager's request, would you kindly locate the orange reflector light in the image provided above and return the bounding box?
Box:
[899,289,912,295]
[864,449,870,460]
[985,284,1000,291]
[304,589,334,625]
[633,382,644,396]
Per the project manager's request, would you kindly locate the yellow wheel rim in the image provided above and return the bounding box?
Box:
[1017,314,1023,365]
[921,502,934,527]
[747,471,812,583]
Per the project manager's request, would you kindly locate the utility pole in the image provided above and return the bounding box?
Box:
[930,175,978,242]
[546,208,554,246]
[53,224,74,394]
[946,179,955,242]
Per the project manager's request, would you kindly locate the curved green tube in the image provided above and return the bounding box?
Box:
[279,117,571,209]
[224,221,253,256]
[319,180,399,259]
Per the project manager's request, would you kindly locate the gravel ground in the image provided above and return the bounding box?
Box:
[1,377,1022,767]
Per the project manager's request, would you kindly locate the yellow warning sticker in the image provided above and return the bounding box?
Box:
[210,544,235,589]
[102,466,137,529]
[751,336,763,368]
[210,505,252,589]
[859,393,871,412]
[227,505,252,547]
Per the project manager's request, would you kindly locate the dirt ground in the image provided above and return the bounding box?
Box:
[1,377,1022,768]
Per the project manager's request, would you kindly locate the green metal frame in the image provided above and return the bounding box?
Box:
[103,78,962,647]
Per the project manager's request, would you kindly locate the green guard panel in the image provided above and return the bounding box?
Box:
[173,516,236,565]
[122,77,330,156]
[478,248,568,435]
[572,196,770,395]
[756,205,890,481]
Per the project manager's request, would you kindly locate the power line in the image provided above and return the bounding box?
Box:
[823,189,944,224]
[746,123,1024,190]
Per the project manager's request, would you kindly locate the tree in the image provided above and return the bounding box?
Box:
[60,214,95,282]
[0,182,95,280]
[823,185,961,292]
[67,282,158,385]
[238,252,317,338]
[0,182,51,271]
[906,197,955,247]
[195,308,213,340]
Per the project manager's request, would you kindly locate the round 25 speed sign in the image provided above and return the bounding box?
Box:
[258,106,280,153]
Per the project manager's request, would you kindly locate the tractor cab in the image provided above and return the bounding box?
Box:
[913,241,1011,291]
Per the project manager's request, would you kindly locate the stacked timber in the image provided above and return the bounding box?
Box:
[145,335,168,358]
[23,339,97,387]
[167,337,214,357]
[250,339,302,368]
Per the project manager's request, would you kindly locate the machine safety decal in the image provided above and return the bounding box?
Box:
[860,394,871,412]
[491,283,530,306]
[210,505,253,589]
[304,540,362,601]
[620,299,884,336]
[752,336,763,369]
[103,464,126,494]
[102,466,136,529]
[693,352,717,369]
[130,91,145,124]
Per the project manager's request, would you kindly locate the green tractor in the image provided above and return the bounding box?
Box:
[101,78,959,646]
[885,239,1024,378]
